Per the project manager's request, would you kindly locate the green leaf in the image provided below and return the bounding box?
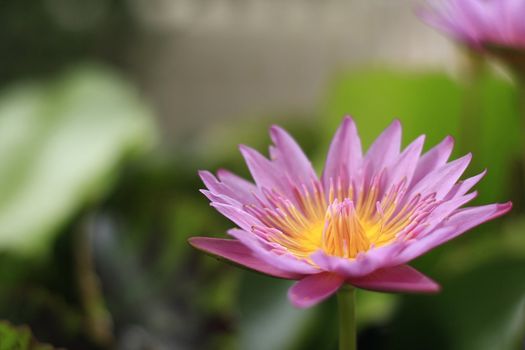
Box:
[0,321,56,349]
[0,64,157,255]
[323,69,462,150]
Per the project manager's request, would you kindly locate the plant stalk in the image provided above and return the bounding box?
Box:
[337,285,357,350]
[460,47,485,167]
[75,215,114,347]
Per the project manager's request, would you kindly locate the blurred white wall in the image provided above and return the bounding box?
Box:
[126,0,458,141]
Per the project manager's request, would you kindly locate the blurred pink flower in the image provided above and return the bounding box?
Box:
[420,0,525,50]
[190,118,511,308]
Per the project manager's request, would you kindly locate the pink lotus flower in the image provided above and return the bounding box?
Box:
[419,0,525,50]
[189,118,511,308]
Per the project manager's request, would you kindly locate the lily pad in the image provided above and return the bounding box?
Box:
[0,65,157,255]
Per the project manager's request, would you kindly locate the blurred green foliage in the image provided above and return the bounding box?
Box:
[0,322,55,350]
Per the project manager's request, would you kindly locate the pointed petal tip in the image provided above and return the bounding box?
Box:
[430,282,442,293]
[269,124,299,146]
[416,276,441,293]
[239,144,261,156]
[444,135,455,143]
[239,144,266,160]
[384,118,403,135]
[387,119,402,132]
[452,152,473,168]
[439,135,455,151]
[335,116,358,134]
[489,201,513,216]
[440,135,456,150]
[187,236,208,250]
[238,144,249,153]
[198,169,215,180]
[406,279,441,294]
[500,201,513,213]
[342,115,355,124]
[216,168,230,178]
[238,144,262,164]
[269,124,283,134]
[409,134,426,150]
[336,115,357,133]
[269,124,282,140]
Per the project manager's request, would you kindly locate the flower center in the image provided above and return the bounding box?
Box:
[247,175,437,260]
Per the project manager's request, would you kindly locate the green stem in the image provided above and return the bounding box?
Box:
[517,77,525,199]
[510,76,525,350]
[75,216,114,347]
[459,47,484,168]
[337,286,357,350]
[517,76,525,126]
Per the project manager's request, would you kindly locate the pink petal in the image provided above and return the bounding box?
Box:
[508,0,525,45]
[418,191,478,235]
[412,136,454,185]
[288,272,345,308]
[408,153,472,200]
[322,116,363,189]
[498,0,525,46]
[450,0,488,41]
[189,237,301,279]
[199,171,245,208]
[211,203,262,232]
[228,229,320,275]
[201,189,241,208]
[349,264,440,293]
[397,202,512,263]
[386,135,425,189]
[419,0,525,49]
[310,242,407,278]
[239,145,283,193]
[217,169,260,203]
[200,171,239,203]
[364,120,402,183]
[444,170,486,200]
[269,126,317,185]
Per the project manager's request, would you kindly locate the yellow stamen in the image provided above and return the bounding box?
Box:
[254,178,435,260]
